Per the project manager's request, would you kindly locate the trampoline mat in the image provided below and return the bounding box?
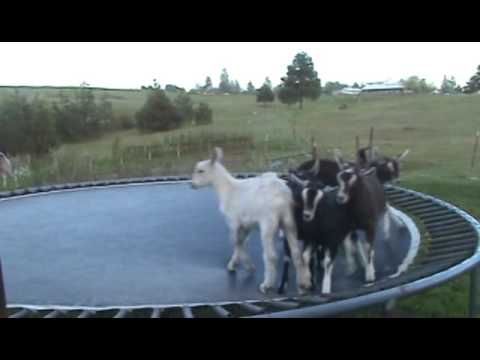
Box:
[0,182,416,309]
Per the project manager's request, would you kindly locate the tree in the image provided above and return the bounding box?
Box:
[277,52,321,109]
[219,68,231,93]
[174,92,195,123]
[0,93,58,155]
[234,80,242,93]
[400,76,436,93]
[204,76,213,91]
[256,84,275,106]
[194,103,213,125]
[247,81,255,93]
[323,81,348,95]
[440,75,458,94]
[53,85,112,141]
[276,85,298,106]
[204,76,213,90]
[352,82,361,89]
[165,84,185,92]
[264,77,272,89]
[135,89,182,132]
[463,65,480,94]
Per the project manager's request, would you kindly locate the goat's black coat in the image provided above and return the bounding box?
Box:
[295,159,341,186]
[295,147,401,186]
[279,181,353,294]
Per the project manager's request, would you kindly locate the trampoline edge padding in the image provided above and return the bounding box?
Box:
[1,176,480,317]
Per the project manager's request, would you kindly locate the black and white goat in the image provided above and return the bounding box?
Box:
[294,145,409,186]
[279,173,356,294]
[357,146,410,184]
[191,147,311,294]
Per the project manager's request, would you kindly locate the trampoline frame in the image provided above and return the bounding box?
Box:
[1,174,479,318]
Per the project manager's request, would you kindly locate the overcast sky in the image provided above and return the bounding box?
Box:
[0,42,479,90]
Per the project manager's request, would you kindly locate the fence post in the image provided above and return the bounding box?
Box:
[264,134,270,166]
[470,130,480,170]
[368,127,374,161]
[469,265,479,317]
[0,258,7,318]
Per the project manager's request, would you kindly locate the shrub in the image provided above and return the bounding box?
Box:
[135,89,183,132]
[194,102,213,125]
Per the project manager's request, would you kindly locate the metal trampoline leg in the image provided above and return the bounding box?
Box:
[0,259,6,318]
[383,299,397,317]
[469,266,479,318]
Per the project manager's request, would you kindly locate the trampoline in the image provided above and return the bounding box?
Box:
[1,174,480,318]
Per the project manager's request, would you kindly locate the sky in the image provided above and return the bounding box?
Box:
[0,42,479,90]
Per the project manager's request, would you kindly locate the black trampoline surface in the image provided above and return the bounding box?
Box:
[0,181,417,309]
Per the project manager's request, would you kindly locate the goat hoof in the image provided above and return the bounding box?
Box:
[298,284,312,296]
[227,261,238,272]
[259,283,274,294]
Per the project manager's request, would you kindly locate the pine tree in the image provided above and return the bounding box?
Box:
[277,52,321,109]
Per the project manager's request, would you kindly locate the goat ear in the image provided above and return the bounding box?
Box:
[334,149,347,170]
[310,157,321,175]
[210,148,217,164]
[311,140,318,159]
[397,149,410,162]
[211,147,223,164]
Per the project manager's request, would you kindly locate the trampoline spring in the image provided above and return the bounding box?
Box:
[426,219,467,229]
[211,305,231,318]
[428,228,472,238]
[423,215,460,224]
[151,308,164,318]
[422,251,473,264]
[296,295,330,305]
[237,302,264,314]
[9,309,32,318]
[44,310,64,318]
[429,238,476,249]
[415,210,451,219]
[78,310,95,318]
[428,244,475,257]
[181,306,194,318]
[408,206,443,215]
[114,309,131,318]
[267,301,299,310]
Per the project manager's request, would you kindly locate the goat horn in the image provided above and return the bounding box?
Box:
[397,149,410,161]
[290,173,309,188]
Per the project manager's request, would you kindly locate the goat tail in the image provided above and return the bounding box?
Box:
[387,204,404,228]
[383,204,405,239]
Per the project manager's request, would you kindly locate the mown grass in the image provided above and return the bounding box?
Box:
[2,86,480,317]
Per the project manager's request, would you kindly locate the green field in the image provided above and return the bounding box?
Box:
[2,86,480,317]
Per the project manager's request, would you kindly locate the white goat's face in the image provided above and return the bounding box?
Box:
[191,160,215,189]
[191,147,223,189]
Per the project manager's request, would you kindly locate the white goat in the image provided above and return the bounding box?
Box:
[0,152,13,188]
[191,147,311,294]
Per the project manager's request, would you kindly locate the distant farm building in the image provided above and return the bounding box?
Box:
[361,82,405,94]
[337,82,405,95]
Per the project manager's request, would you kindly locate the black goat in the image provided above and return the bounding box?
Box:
[279,176,356,294]
[357,146,410,184]
[335,150,389,284]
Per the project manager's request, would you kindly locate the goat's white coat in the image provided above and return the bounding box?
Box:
[191,148,310,294]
